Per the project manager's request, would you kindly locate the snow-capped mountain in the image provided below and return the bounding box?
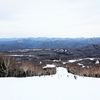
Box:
[0,37,100,50]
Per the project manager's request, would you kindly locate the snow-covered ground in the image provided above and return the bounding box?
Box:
[43,64,55,68]
[68,59,82,63]
[0,67,100,100]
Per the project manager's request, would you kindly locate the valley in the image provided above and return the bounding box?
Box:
[0,46,100,77]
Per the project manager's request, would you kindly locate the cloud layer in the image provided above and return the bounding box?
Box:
[0,0,100,38]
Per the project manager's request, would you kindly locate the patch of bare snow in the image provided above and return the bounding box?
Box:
[53,59,61,62]
[68,59,82,63]
[7,55,34,57]
[84,58,95,60]
[78,63,86,68]
[62,62,67,64]
[78,63,83,66]
[95,60,99,64]
[43,64,56,68]
[39,61,42,65]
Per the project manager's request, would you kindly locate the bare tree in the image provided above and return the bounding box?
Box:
[0,56,12,77]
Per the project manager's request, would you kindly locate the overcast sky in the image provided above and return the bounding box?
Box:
[0,0,100,38]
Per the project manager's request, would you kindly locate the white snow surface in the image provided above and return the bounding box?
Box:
[43,64,56,68]
[78,63,86,68]
[95,60,99,64]
[84,58,95,60]
[6,55,34,57]
[68,59,82,63]
[0,67,100,100]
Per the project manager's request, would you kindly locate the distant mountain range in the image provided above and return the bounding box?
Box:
[0,37,100,50]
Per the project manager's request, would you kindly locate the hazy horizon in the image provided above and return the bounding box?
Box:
[0,37,100,39]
